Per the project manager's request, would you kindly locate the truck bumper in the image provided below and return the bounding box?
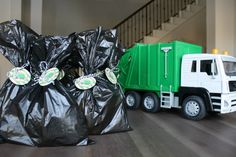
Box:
[221,93,236,113]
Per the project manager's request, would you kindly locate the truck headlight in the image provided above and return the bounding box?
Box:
[224,100,230,107]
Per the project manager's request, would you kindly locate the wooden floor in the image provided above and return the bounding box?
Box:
[1,109,236,157]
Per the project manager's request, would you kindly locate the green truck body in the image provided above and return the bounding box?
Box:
[118,41,202,94]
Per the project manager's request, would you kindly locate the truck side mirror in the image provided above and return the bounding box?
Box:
[211,60,216,78]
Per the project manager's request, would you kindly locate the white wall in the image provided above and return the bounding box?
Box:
[30,0,42,34]
[42,0,149,35]
[207,0,236,56]
[0,0,22,87]
[21,0,31,26]
[0,0,21,22]
[206,0,215,52]
[235,0,236,54]
[0,0,11,22]
[215,0,235,55]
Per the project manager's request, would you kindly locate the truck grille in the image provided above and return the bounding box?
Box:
[231,99,236,107]
[229,81,236,92]
[210,93,221,112]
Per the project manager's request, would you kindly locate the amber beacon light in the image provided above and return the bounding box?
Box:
[211,48,219,54]
[223,50,229,55]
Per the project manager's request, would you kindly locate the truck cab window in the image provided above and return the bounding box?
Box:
[200,60,217,75]
[191,60,197,72]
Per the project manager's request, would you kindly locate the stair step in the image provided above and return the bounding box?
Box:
[169,17,174,24]
[143,36,158,44]
[196,0,205,6]
[162,23,177,31]
[181,10,194,18]
[195,0,200,5]
[186,4,191,11]
[172,17,186,24]
[190,4,203,12]
[152,29,167,37]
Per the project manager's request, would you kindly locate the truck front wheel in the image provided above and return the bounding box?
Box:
[142,93,161,113]
[182,96,207,120]
[125,91,141,109]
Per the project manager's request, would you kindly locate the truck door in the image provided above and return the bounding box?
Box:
[198,59,222,93]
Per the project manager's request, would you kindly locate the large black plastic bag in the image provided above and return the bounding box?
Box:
[62,27,131,135]
[0,20,89,146]
[0,20,39,145]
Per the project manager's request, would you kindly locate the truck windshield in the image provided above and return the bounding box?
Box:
[222,57,236,76]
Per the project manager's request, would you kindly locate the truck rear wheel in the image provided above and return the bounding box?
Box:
[125,91,141,109]
[182,96,206,120]
[142,93,161,113]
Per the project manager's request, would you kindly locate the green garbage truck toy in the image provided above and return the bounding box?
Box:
[118,41,236,120]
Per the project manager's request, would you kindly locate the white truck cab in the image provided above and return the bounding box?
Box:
[181,54,236,114]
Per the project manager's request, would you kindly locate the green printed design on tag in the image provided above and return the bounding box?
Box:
[17,73,25,79]
[75,77,96,90]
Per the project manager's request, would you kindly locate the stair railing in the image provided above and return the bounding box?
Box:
[114,0,196,48]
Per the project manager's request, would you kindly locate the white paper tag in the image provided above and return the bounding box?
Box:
[8,67,31,85]
[38,68,59,86]
[57,70,65,81]
[105,68,117,84]
[75,76,96,90]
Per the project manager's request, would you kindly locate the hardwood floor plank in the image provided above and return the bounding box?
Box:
[0,144,35,157]
[144,110,236,157]
[1,110,236,157]
[128,110,200,157]
[87,133,143,157]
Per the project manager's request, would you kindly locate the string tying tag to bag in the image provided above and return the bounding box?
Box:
[74,67,118,90]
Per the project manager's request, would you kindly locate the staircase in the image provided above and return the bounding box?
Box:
[114,0,206,48]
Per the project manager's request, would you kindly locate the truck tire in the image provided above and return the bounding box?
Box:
[125,91,141,109]
[182,96,207,120]
[142,93,161,113]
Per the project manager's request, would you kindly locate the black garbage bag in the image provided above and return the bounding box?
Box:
[61,27,131,135]
[0,20,89,146]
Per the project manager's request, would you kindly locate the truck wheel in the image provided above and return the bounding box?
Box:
[142,93,161,113]
[182,96,206,120]
[125,91,141,109]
